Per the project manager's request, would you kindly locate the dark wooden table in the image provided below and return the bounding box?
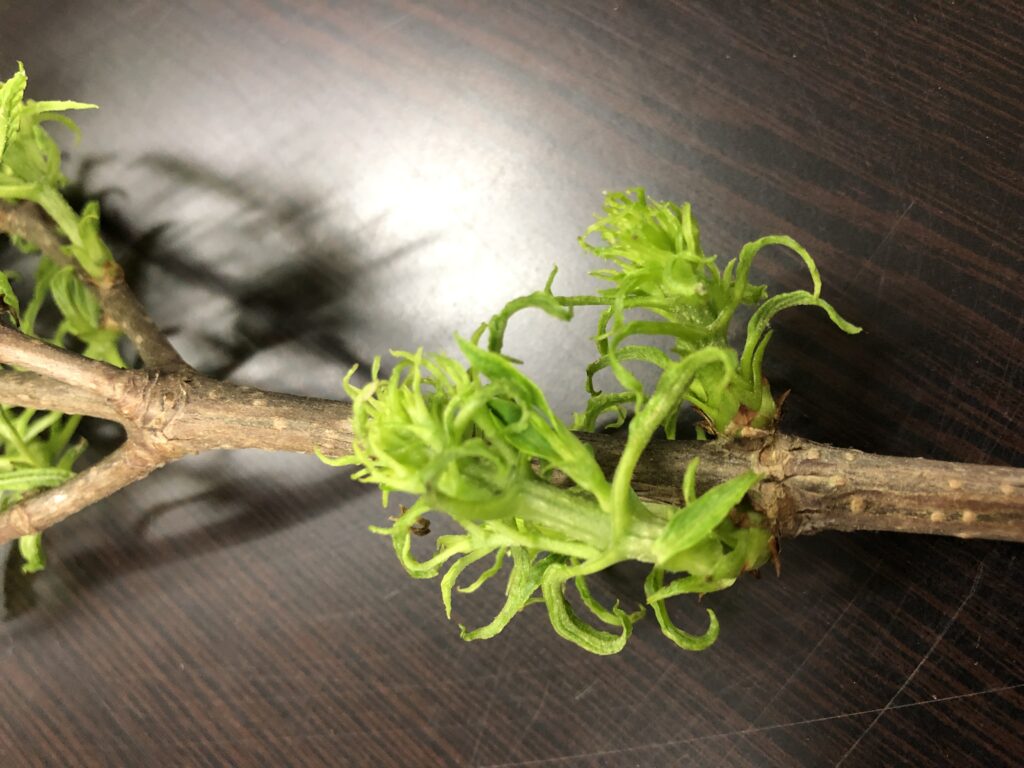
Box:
[1,2,1022,766]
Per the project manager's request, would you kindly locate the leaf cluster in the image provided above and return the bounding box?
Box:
[0,63,112,277]
[1,64,123,572]
[329,188,859,654]
[571,189,860,435]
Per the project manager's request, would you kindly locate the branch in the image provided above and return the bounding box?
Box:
[0,441,169,540]
[0,325,124,396]
[0,369,119,421]
[0,366,1020,545]
[0,201,186,369]
[164,377,354,456]
[0,363,354,540]
[4,188,1018,574]
[576,432,1024,543]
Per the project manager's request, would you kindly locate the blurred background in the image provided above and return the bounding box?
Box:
[1,2,1021,766]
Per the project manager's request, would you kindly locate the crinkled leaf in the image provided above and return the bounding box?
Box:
[541,566,636,655]
[645,567,720,651]
[460,548,548,641]
[459,546,506,594]
[0,63,27,162]
[441,549,494,619]
[480,266,572,354]
[645,572,735,602]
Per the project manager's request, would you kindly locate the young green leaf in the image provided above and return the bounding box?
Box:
[0,65,123,575]
[18,533,45,574]
[0,63,27,162]
[0,270,20,323]
[652,471,762,567]
[329,186,860,654]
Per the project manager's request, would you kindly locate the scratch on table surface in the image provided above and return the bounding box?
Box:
[850,199,916,290]
[864,585,913,659]
[477,680,1022,768]
[572,681,596,702]
[37,681,1021,762]
[508,679,552,753]
[467,641,517,765]
[354,11,411,45]
[832,557,987,767]
[622,655,679,721]
[701,558,883,768]
[873,200,916,259]
[769,583,865,702]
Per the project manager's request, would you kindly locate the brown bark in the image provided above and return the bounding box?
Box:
[0,442,166,541]
[0,325,124,395]
[0,201,185,369]
[0,348,1020,544]
[576,432,1024,543]
[0,370,118,421]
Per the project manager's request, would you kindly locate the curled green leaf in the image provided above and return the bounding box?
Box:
[645,567,720,651]
[541,564,636,656]
[0,62,27,162]
[18,533,46,574]
[325,186,860,654]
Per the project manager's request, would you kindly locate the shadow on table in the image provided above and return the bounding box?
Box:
[3,460,376,619]
[3,155,428,616]
[66,154,428,380]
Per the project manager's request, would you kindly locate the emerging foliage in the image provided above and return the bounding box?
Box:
[0,65,861,649]
[571,189,859,436]
[329,188,860,654]
[0,64,123,572]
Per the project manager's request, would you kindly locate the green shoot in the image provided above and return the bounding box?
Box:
[0,65,861,649]
[1,64,124,572]
[328,188,859,654]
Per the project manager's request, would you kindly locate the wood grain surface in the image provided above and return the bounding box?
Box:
[1,1,1022,766]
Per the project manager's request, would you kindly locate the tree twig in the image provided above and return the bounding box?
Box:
[0,361,1019,546]
[574,432,1024,543]
[0,325,124,396]
[0,440,170,540]
[0,369,118,421]
[0,201,186,370]
[2,198,1021,549]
